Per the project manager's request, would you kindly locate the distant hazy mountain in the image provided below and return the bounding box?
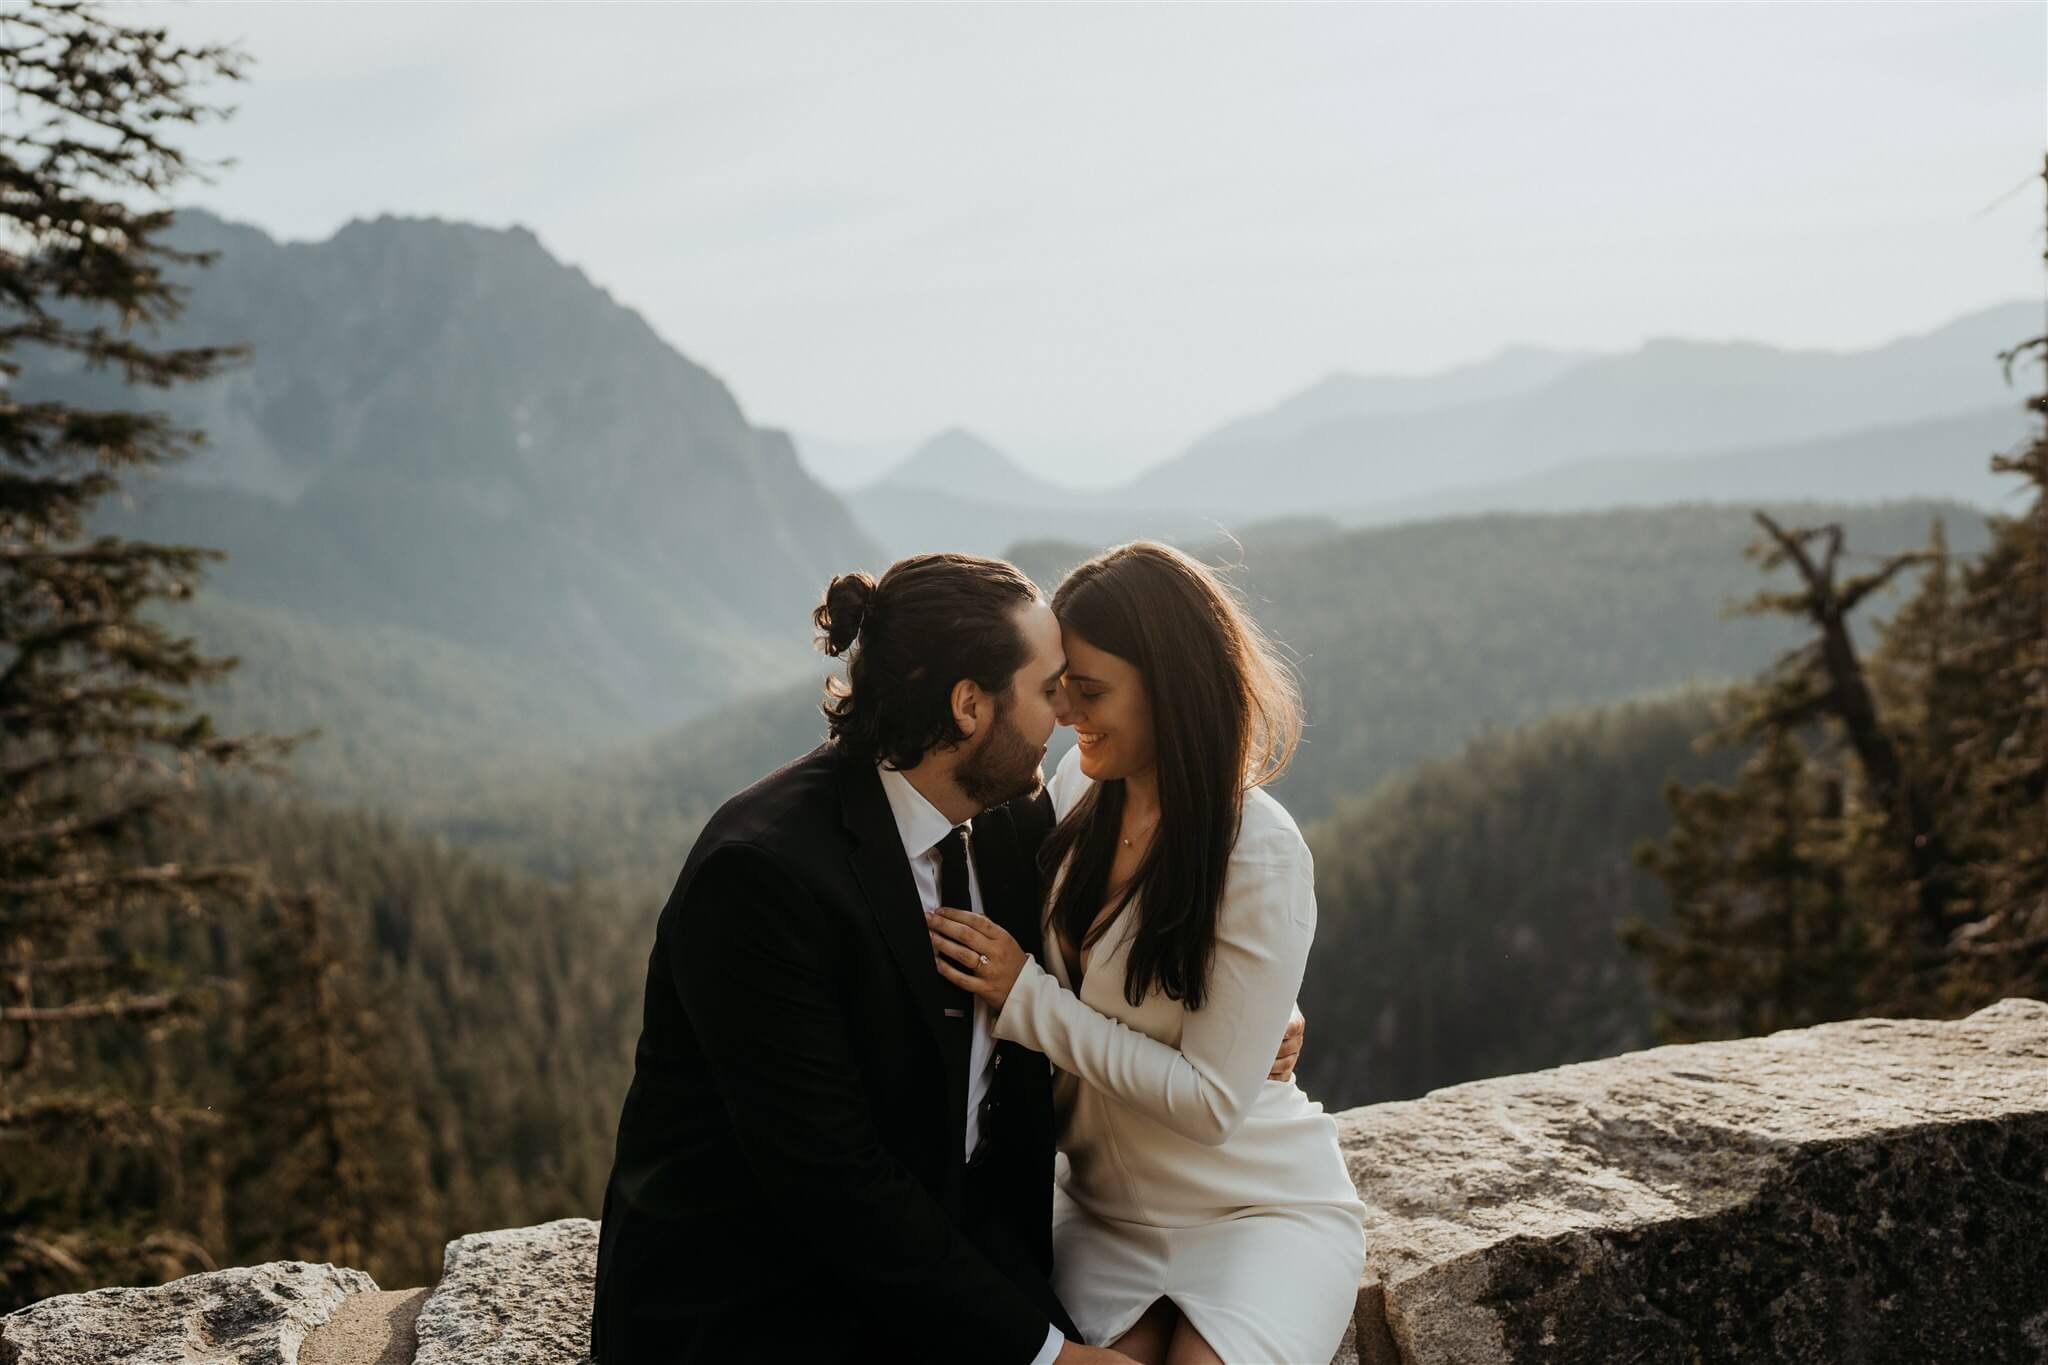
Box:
[871,427,1078,505]
[1129,300,2037,519]
[1191,343,1597,453]
[845,484,1216,561]
[847,427,1211,558]
[31,208,881,735]
[1346,404,2035,528]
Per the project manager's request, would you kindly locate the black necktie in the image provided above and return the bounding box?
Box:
[936,826,973,1019]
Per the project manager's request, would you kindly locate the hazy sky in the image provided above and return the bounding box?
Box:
[131,3,2043,487]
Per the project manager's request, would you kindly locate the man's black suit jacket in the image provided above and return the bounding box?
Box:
[591,742,1069,1364]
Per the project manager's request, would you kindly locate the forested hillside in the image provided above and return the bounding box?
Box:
[49,786,648,1297]
[1014,501,1986,820]
[1295,690,1744,1110]
[424,500,1987,901]
[45,210,882,738]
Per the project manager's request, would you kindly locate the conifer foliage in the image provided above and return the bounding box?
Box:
[228,890,432,1280]
[1626,160,2048,1039]
[0,1,292,1306]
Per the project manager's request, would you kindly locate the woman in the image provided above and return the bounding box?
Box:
[927,541,1365,1365]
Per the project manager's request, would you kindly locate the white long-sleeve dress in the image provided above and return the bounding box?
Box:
[993,746,1366,1365]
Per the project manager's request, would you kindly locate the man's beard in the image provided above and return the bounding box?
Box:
[956,694,1044,811]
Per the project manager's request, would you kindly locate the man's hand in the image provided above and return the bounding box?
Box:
[1056,1342,1140,1365]
[1269,1003,1306,1081]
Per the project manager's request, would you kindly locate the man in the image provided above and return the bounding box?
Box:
[591,553,1302,1364]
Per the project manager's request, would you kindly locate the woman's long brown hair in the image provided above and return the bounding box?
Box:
[1042,541,1301,1010]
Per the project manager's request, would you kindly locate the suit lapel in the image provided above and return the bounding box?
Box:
[838,754,969,1136]
[969,801,1045,956]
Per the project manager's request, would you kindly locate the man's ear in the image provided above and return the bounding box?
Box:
[950,678,985,740]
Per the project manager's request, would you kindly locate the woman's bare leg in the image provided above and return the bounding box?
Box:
[1163,1313,1227,1365]
[1109,1297,1179,1365]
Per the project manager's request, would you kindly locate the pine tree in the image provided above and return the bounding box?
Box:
[228,890,432,1278]
[1628,159,2048,1038]
[1945,291,2048,999]
[0,1,293,1307]
[1624,720,1872,1041]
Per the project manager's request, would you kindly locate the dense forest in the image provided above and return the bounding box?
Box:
[4,1,2038,1317]
[10,786,644,1302]
[1296,690,1743,1109]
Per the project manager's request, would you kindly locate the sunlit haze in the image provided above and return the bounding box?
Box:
[129,3,2043,487]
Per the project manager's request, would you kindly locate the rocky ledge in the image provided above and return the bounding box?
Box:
[6,1000,2045,1364]
[1341,997,2048,1364]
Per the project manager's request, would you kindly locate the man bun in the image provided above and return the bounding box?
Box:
[814,571,877,657]
[817,553,1039,769]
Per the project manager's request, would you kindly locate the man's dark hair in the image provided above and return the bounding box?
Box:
[813,553,1041,771]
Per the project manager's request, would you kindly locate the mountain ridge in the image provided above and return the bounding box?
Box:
[37,206,884,735]
[1124,299,2036,517]
[863,426,1078,505]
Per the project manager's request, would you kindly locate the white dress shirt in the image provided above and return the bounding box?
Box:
[876,764,1064,1365]
[875,763,1000,1157]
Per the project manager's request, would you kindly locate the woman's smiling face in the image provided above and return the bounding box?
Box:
[1056,627,1156,783]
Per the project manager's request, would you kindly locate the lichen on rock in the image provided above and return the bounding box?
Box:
[1340,998,2048,1363]
[0,1260,375,1365]
[411,1219,596,1365]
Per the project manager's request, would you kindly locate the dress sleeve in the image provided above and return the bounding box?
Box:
[993,820,1314,1147]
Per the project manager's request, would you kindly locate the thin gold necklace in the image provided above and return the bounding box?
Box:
[1120,814,1159,849]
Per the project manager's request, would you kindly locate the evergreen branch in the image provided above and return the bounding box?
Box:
[1837,552,1934,615]
[1998,334,2047,387]
[0,679,208,726]
[0,538,220,572]
[0,6,244,177]
[0,989,180,1023]
[9,953,140,978]
[0,860,261,903]
[1,614,233,690]
[0,1231,87,1279]
[0,784,173,846]
[0,1090,221,1142]
[0,320,243,386]
[0,742,133,791]
[0,403,201,471]
[1951,929,2048,959]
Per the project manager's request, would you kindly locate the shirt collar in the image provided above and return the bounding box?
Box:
[875,762,964,861]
